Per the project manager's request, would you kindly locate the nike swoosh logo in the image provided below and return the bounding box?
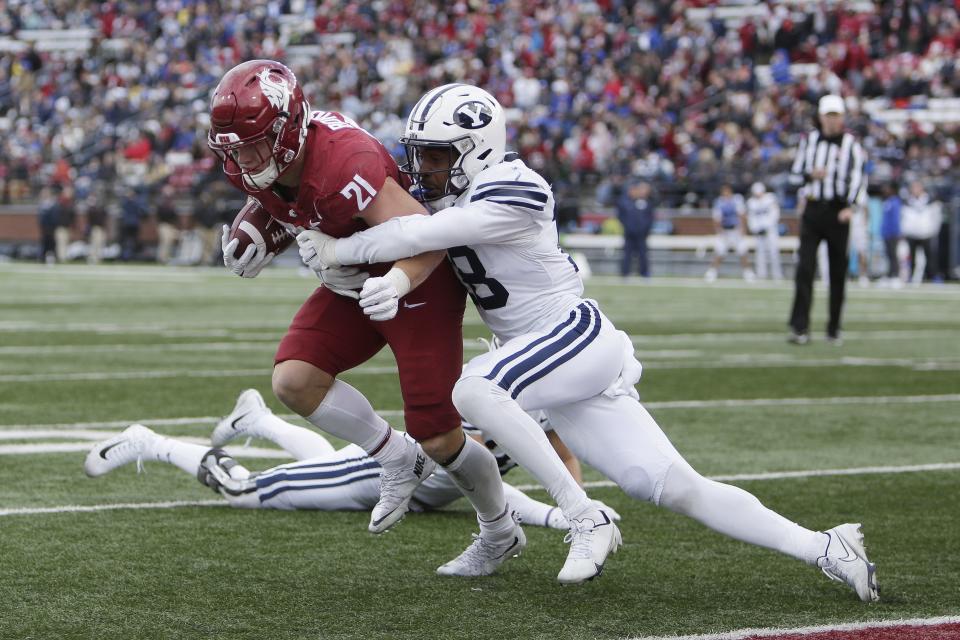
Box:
[99,441,124,460]
[230,415,244,430]
[403,302,426,309]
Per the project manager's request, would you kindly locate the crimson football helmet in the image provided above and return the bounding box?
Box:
[207,60,310,191]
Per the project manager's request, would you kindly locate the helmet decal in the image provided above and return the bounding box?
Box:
[257,68,291,112]
[453,102,493,129]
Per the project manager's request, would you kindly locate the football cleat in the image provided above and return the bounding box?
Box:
[437,519,526,577]
[787,330,810,345]
[368,434,436,533]
[211,388,269,447]
[557,507,622,585]
[818,523,880,602]
[84,424,157,477]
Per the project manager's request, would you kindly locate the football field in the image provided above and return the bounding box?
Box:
[1,262,959,640]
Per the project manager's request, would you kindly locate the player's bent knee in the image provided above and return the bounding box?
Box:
[451,375,498,422]
[272,361,332,416]
[658,463,707,515]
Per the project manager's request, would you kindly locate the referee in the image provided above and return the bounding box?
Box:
[787,95,866,345]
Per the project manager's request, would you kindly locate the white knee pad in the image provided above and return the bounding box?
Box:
[658,461,709,514]
[614,465,657,503]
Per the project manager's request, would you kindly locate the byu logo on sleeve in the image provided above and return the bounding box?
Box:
[454,101,493,129]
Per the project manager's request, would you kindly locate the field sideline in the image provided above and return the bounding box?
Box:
[1,262,958,640]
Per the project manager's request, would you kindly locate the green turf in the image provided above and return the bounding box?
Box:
[1,263,959,639]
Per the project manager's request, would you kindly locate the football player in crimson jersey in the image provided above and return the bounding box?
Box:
[207,60,523,560]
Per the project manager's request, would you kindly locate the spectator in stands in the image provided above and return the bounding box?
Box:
[53,186,76,263]
[900,180,943,283]
[36,186,58,264]
[616,180,655,278]
[746,182,783,281]
[705,184,753,282]
[118,187,147,262]
[879,184,902,284]
[154,184,180,264]
[84,188,108,265]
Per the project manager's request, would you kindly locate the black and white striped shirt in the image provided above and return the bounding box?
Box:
[790,130,866,206]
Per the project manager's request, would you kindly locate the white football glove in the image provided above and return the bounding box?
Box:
[221,224,275,278]
[358,267,411,321]
[316,265,368,299]
[296,229,340,270]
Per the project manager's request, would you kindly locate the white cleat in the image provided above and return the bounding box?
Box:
[818,523,880,602]
[437,521,526,577]
[211,388,269,447]
[368,434,436,533]
[557,508,622,585]
[84,424,157,477]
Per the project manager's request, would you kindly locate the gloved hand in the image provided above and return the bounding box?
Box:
[221,224,275,278]
[358,267,411,321]
[296,229,340,270]
[317,265,368,299]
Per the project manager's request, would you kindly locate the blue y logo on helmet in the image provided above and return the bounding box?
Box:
[454,101,493,129]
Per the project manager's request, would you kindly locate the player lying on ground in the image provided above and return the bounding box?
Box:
[208,60,524,571]
[83,389,617,528]
[296,83,880,600]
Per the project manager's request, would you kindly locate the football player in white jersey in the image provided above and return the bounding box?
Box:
[83,388,610,531]
[746,182,783,281]
[296,84,879,600]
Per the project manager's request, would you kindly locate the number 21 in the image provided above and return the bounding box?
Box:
[340,174,378,211]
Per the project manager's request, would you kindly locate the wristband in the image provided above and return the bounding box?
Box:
[383,266,411,298]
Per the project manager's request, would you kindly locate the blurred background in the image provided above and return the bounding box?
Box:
[0,0,957,281]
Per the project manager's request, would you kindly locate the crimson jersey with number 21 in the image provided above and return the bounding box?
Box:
[226,110,411,242]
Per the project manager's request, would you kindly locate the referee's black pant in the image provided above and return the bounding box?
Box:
[789,200,850,338]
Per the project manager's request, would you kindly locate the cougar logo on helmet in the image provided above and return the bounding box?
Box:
[257,69,291,112]
[207,60,310,192]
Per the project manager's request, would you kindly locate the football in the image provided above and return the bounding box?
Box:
[227,198,294,258]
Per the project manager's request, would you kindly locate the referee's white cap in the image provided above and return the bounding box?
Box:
[818,94,845,115]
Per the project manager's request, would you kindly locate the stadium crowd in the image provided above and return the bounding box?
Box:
[0,0,957,272]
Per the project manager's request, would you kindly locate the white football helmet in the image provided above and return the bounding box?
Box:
[400,83,506,202]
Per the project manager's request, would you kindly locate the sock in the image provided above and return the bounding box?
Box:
[250,412,336,460]
[502,483,565,529]
[661,463,829,565]
[441,436,512,540]
[305,379,405,464]
[453,377,593,521]
[149,437,210,476]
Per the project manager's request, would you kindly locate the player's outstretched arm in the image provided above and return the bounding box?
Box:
[298,177,445,291]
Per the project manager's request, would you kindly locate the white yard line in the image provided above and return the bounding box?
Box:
[643,393,960,409]
[0,441,292,458]
[5,351,960,381]
[0,366,399,383]
[2,461,956,517]
[0,500,226,517]
[625,615,960,640]
[628,329,960,344]
[2,394,957,433]
[511,461,960,492]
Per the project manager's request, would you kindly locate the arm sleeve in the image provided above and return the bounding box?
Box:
[336,202,542,265]
[335,201,542,265]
